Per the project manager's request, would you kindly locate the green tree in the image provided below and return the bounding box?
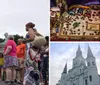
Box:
[13,34,24,45]
[0,38,4,43]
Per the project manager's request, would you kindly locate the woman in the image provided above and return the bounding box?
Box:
[25,22,36,42]
[24,22,47,68]
[24,22,46,85]
[4,35,18,85]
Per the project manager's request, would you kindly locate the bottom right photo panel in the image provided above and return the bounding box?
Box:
[50,42,100,85]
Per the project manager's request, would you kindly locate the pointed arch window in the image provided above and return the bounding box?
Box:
[89,75,92,82]
[85,79,88,85]
[88,62,90,66]
[92,61,95,66]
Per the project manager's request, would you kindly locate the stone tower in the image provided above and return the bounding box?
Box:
[86,45,99,85]
[73,45,86,68]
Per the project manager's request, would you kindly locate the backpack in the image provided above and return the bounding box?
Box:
[31,35,47,49]
[0,54,4,66]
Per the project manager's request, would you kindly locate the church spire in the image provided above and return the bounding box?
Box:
[63,62,67,73]
[78,45,81,51]
[87,45,94,58]
[73,45,86,67]
[76,45,83,57]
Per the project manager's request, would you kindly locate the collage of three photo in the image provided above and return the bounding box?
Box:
[0,0,100,85]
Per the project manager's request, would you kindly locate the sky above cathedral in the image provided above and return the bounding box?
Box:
[0,0,49,38]
[50,42,100,85]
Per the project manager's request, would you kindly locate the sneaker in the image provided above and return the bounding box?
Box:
[17,80,23,85]
[11,80,16,85]
[14,79,17,83]
[17,81,21,84]
[5,80,10,83]
[5,81,12,85]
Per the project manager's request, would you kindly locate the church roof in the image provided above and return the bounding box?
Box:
[87,45,94,58]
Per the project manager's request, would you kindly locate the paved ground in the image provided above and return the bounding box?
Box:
[0,81,21,85]
[0,81,45,85]
[0,81,6,85]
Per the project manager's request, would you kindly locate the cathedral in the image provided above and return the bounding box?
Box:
[57,45,100,85]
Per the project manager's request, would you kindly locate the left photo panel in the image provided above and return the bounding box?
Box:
[0,0,49,85]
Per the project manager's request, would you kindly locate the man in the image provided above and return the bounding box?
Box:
[16,39,26,84]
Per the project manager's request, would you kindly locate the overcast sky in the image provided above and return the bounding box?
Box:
[0,0,49,38]
[50,42,100,85]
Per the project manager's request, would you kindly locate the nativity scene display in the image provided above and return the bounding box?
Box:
[50,0,100,41]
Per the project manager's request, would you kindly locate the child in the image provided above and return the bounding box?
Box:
[0,53,4,81]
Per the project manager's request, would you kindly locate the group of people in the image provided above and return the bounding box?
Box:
[0,22,49,85]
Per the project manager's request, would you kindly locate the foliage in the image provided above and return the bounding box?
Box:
[13,34,24,44]
[0,38,4,43]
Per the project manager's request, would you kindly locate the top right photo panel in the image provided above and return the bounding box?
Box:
[50,0,100,41]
